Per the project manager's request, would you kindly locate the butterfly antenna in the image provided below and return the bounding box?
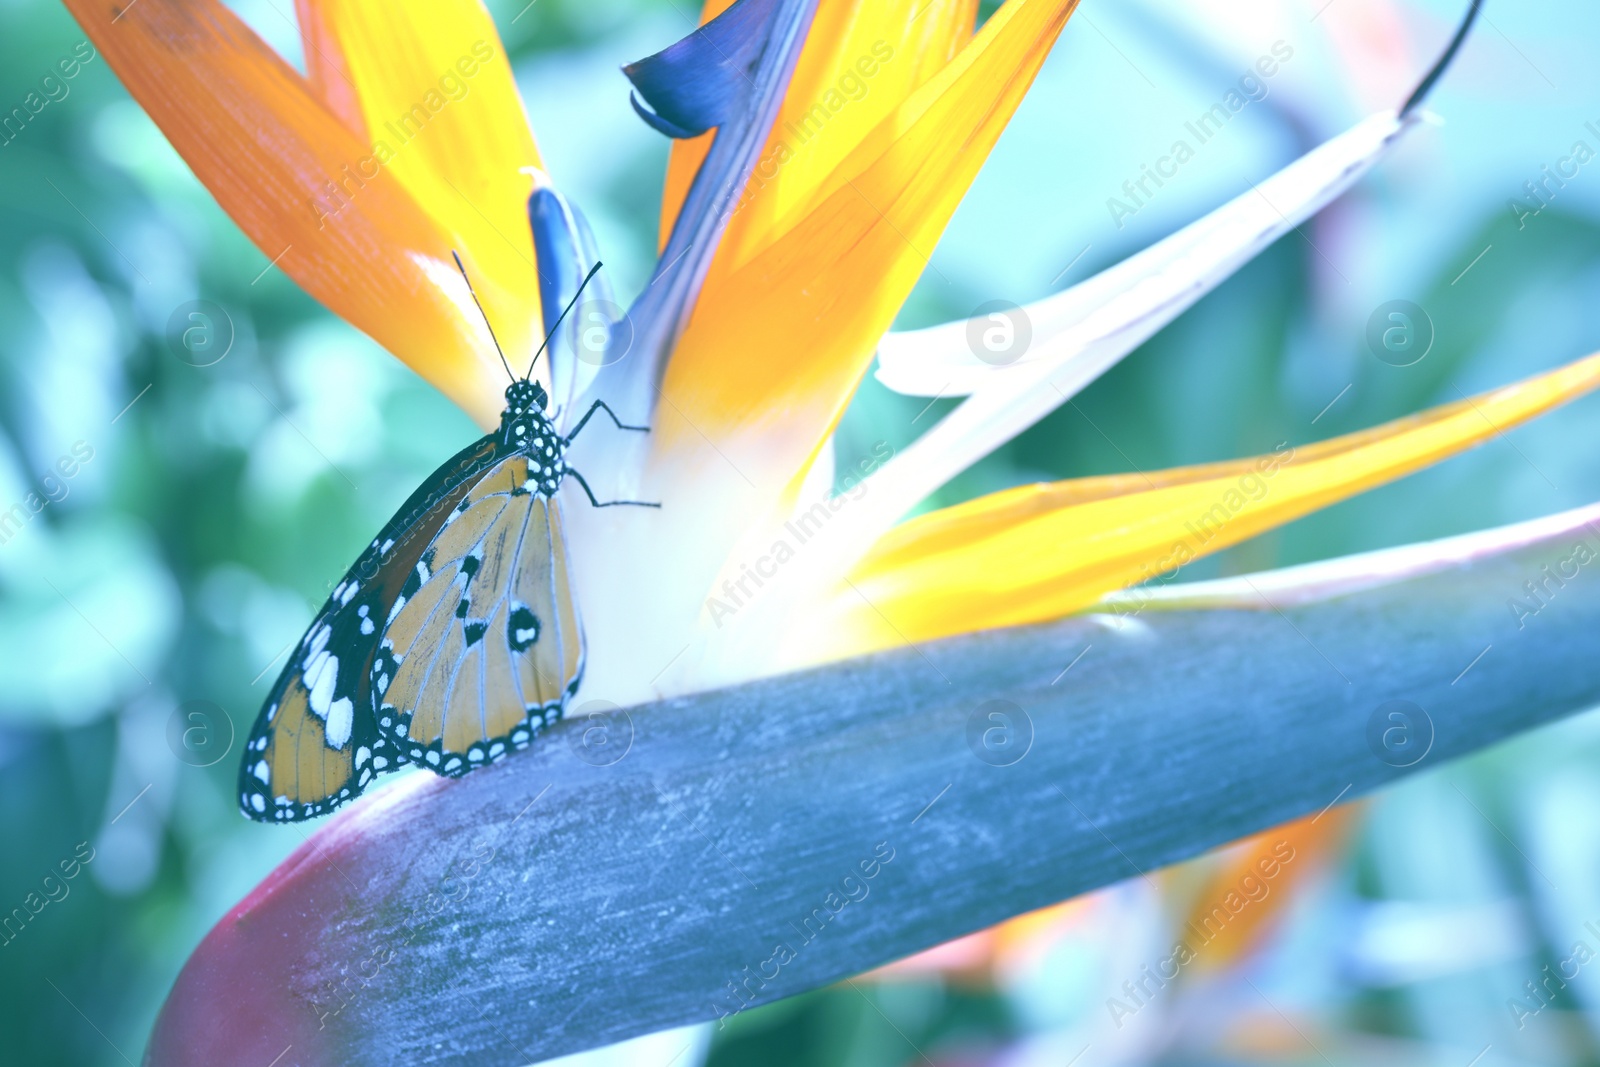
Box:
[527,261,604,381]
[452,250,516,384]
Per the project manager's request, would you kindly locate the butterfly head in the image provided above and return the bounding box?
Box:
[498,379,555,450]
[505,379,548,413]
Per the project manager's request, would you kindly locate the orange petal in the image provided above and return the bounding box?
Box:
[295,0,544,369]
[822,351,1600,652]
[294,0,365,136]
[1178,806,1358,974]
[657,0,1078,492]
[65,0,509,425]
[658,0,979,257]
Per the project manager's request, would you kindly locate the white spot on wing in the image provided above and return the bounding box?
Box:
[308,623,332,658]
[306,652,338,718]
[325,697,354,749]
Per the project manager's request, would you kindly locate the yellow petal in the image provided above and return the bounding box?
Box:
[65,0,509,425]
[825,351,1600,651]
[295,0,544,368]
[723,0,979,264]
[657,0,979,258]
[658,0,1078,493]
[732,0,979,265]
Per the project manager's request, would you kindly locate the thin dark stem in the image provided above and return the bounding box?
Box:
[1400,0,1483,117]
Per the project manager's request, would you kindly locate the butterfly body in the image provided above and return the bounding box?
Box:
[370,380,583,777]
[239,378,650,823]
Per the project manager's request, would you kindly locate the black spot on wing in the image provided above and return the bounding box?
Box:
[508,605,541,652]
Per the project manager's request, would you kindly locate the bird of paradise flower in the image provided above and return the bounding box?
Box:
[62,0,1600,1062]
[65,0,1595,714]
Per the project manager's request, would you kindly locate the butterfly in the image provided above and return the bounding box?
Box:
[239,258,655,822]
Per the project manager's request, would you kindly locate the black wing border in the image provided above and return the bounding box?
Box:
[238,432,511,822]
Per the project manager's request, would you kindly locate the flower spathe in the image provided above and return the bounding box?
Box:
[67,0,1600,705]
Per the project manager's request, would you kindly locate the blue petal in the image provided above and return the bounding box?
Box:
[628,92,702,140]
[622,0,779,139]
[528,186,614,418]
[587,0,820,423]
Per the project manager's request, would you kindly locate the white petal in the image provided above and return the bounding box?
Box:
[1096,500,1600,612]
[794,436,836,510]
[838,111,1420,565]
[875,111,1416,399]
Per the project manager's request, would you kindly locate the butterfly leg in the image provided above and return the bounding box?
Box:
[565,466,661,509]
[564,400,650,445]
